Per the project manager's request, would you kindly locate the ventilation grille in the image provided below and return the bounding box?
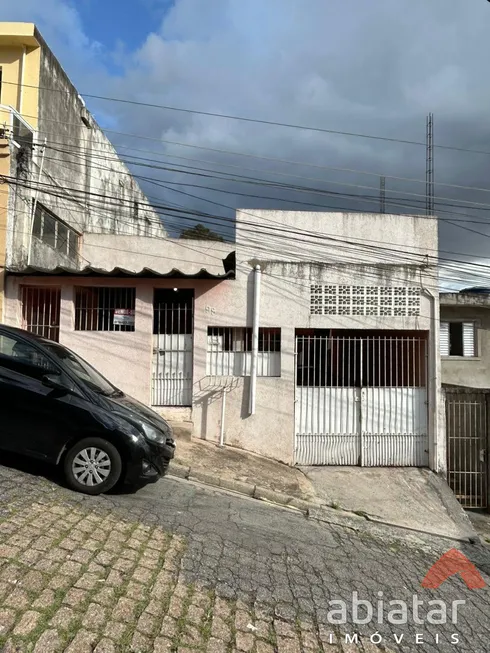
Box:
[310,285,421,317]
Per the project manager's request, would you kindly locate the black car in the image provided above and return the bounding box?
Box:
[0,325,175,495]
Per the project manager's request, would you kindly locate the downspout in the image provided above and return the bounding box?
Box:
[249,264,261,415]
[219,387,227,447]
[18,46,26,114]
[421,282,441,474]
[27,138,47,266]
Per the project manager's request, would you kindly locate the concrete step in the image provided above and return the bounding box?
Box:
[169,421,193,441]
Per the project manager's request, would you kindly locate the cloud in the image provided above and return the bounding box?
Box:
[2,0,490,283]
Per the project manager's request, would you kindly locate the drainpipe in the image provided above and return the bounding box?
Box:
[422,283,441,474]
[249,264,261,415]
[219,387,227,447]
[27,138,47,266]
[18,46,26,114]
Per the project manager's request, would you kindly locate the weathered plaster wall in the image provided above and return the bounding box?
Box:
[5,25,166,274]
[441,294,490,389]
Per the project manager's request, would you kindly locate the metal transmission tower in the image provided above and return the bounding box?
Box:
[426,113,434,216]
[380,176,386,213]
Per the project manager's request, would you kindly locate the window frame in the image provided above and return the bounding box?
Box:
[440,320,478,358]
[75,286,137,333]
[206,327,282,377]
[32,203,80,259]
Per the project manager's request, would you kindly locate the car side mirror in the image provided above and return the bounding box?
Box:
[42,373,71,394]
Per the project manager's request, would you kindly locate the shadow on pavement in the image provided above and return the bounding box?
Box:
[0,452,150,497]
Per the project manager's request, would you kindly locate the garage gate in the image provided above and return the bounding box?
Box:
[295,330,429,466]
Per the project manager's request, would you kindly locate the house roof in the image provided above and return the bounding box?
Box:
[7,264,234,280]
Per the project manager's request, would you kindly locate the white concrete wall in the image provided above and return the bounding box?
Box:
[82,235,232,276]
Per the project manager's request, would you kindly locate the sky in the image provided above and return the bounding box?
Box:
[2,0,490,287]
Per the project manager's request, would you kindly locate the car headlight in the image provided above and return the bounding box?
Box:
[137,420,165,445]
[113,413,166,444]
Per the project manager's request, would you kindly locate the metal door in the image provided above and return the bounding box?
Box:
[294,332,428,467]
[446,391,488,509]
[152,290,193,407]
[21,286,61,342]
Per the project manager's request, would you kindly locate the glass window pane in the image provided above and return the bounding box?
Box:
[43,213,56,248]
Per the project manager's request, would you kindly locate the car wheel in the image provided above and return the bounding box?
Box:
[63,438,122,495]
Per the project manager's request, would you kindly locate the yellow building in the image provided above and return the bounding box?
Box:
[0,23,41,320]
[0,23,165,324]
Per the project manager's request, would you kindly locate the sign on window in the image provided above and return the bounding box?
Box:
[113,309,135,327]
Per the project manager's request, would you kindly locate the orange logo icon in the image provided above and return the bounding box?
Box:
[421,549,486,590]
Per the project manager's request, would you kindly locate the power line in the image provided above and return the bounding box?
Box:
[6,78,490,157]
[6,167,490,275]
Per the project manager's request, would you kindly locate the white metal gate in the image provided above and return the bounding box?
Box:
[152,290,193,407]
[295,332,428,467]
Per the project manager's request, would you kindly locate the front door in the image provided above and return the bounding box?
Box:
[294,331,429,467]
[152,289,194,407]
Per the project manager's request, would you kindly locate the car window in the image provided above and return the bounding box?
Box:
[0,332,57,376]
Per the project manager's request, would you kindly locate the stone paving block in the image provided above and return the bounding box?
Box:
[20,570,45,592]
[63,587,90,608]
[4,587,30,609]
[0,608,16,636]
[153,636,173,652]
[82,603,108,630]
[50,606,78,629]
[64,629,98,653]
[131,630,152,652]
[93,586,117,607]
[33,629,63,653]
[235,631,255,652]
[104,620,128,642]
[206,638,228,653]
[94,638,117,653]
[13,610,42,636]
[113,597,138,621]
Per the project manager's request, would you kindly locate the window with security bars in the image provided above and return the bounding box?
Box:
[440,321,476,357]
[33,203,80,260]
[207,327,281,376]
[310,285,421,317]
[75,287,136,332]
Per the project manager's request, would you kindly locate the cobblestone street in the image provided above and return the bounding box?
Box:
[0,460,489,653]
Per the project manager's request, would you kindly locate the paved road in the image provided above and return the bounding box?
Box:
[0,458,489,652]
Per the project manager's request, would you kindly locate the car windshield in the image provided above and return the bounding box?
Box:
[43,342,118,396]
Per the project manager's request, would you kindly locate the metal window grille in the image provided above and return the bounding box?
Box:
[446,391,488,509]
[75,287,136,332]
[295,331,427,388]
[32,203,80,259]
[21,286,61,342]
[310,285,421,317]
[207,327,281,377]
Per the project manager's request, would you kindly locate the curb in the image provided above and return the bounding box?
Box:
[168,464,480,545]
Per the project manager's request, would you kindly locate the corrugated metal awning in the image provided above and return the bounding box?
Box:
[7,264,234,280]
[7,252,236,280]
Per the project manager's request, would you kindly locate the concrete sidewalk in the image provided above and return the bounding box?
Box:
[302,466,478,542]
[169,438,479,543]
[169,438,478,541]
[171,438,316,506]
